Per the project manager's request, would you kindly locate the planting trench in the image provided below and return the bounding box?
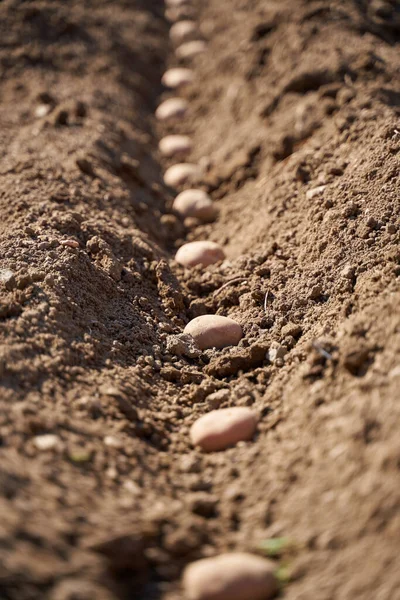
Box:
[1,0,400,599]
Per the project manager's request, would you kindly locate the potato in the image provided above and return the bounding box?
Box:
[183,553,278,600]
[175,241,225,268]
[162,68,194,89]
[184,315,242,349]
[155,98,188,121]
[190,407,257,452]
[173,189,217,222]
[170,20,198,45]
[176,40,207,60]
[164,163,201,188]
[165,0,190,6]
[159,135,193,158]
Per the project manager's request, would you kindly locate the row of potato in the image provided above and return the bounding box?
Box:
[158,1,279,599]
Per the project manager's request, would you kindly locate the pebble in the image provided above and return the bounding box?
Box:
[173,189,217,222]
[35,104,51,118]
[159,135,193,158]
[155,98,188,121]
[60,239,80,248]
[267,342,287,363]
[170,20,198,45]
[190,407,257,452]
[176,241,225,268]
[176,40,207,60]
[164,163,201,188]
[183,552,277,600]
[0,268,16,289]
[341,264,355,279]
[33,434,60,451]
[306,185,326,200]
[162,67,194,89]
[184,315,243,350]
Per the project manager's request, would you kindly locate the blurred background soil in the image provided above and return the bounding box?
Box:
[0,0,399,599]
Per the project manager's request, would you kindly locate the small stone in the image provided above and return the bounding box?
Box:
[341,264,355,279]
[33,434,60,451]
[184,315,243,350]
[104,436,123,448]
[173,189,217,222]
[164,163,201,188]
[60,239,80,248]
[0,268,16,290]
[175,241,225,268]
[170,20,198,45]
[176,40,207,60]
[190,407,257,452]
[159,135,193,158]
[183,552,278,600]
[267,342,287,363]
[35,104,51,118]
[162,67,194,88]
[155,98,188,121]
[306,185,326,200]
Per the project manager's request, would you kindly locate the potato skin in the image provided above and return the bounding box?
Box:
[175,241,225,268]
[183,553,278,600]
[190,408,258,452]
[184,315,242,349]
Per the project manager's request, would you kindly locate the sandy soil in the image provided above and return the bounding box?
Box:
[1,1,399,599]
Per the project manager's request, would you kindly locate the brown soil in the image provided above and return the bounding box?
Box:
[1,1,399,599]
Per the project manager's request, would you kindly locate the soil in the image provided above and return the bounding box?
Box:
[1,0,399,599]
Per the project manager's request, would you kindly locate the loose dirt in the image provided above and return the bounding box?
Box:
[1,1,399,599]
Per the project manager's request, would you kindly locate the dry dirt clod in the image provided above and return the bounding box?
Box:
[164,163,202,188]
[184,315,243,350]
[155,98,188,121]
[173,189,218,222]
[190,407,258,452]
[165,333,202,358]
[175,241,225,268]
[159,135,193,158]
[183,552,278,600]
[162,67,195,88]
[176,40,207,60]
